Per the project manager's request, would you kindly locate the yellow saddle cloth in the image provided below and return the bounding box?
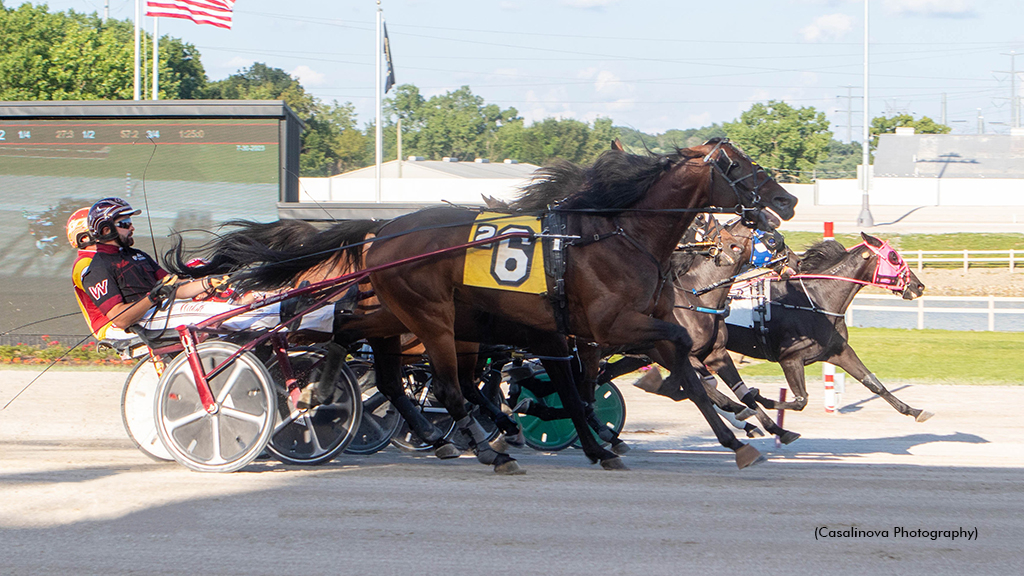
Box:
[462,212,546,294]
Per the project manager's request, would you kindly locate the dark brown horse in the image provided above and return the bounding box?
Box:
[234,140,798,472]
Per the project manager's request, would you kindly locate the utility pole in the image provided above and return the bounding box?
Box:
[996,51,1020,128]
[977,108,985,134]
[104,0,109,22]
[858,0,873,227]
[941,93,947,126]
[837,85,857,143]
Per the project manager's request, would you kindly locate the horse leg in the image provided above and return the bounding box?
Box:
[532,332,624,470]
[693,363,757,421]
[703,345,775,410]
[577,341,630,455]
[775,359,810,411]
[830,343,933,422]
[455,342,524,449]
[367,337,460,459]
[704,350,800,443]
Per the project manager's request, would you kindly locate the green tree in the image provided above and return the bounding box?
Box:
[723,100,832,183]
[615,124,727,154]
[814,139,862,179]
[0,3,205,100]
[385,84,519,161]
[870,113,950,149]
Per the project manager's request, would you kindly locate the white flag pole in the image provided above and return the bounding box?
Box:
[152,16,159,100]
[134,0,141,100]
[374,1,383,203]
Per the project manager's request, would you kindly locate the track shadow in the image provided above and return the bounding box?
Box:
[836,384,912,414]
[762,431,988,460]
[0,465,151,485]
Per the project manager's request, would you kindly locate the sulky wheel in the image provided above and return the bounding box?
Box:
[571,381,627,449]
[390,364,457,452]
[154,341,276,473]
[512,376,578,452]
[120,357,173,462]
[344,359,402,455]
[265,347,362,465]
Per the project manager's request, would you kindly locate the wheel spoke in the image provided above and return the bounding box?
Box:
[273,409,301,434]
[166,409,206,432]
[215,361,247,404]
[302,413,325,454]
[210,411,223,462]
[221,406,267,425]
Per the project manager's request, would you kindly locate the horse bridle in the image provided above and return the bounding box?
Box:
[702,139,772,225]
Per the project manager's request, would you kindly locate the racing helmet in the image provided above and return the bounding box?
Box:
[66,207,92,249]
[88,197,141,241]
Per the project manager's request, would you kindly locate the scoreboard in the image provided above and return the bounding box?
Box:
[0,101,303,342]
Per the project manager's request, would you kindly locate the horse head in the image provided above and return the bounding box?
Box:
[698,138,798,223]
[858,232,925,300]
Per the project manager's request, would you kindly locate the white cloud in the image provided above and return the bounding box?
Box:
[800,13,853,42]
[560,0,620,9]
[886,0,976,17]
[223,57,256,70]
[498,1,524,10]
[290,65,326,87]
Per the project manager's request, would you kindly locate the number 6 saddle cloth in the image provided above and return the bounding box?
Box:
[463,212,547,294]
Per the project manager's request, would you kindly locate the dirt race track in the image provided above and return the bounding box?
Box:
[1,369,1022,576]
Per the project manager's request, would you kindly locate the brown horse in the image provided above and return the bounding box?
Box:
[235,140,798,472]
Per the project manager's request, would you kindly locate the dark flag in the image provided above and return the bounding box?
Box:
[383,21,396,93]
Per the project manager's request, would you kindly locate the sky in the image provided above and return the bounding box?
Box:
[38,0,1024,140]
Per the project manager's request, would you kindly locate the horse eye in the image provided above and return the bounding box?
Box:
[888,252,900,264]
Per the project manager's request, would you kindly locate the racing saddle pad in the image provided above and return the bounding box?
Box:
[463,212,547,294]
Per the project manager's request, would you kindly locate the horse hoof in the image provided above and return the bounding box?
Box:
[915,410,935,423]
[735,444,766,469]
[489,436,509,454]
[494,459,526,475]
[434,442,461,460]
[600,457,629,471]
[735,407,756,421]
[745,426,765,438]
[779,431,801,445]
[611,441,631,455]
[633,369,664,394]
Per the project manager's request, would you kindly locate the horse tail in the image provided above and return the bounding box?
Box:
[233,219,386,291]
[162,219,320,278]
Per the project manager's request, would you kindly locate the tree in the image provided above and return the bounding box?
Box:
[723,101,832,183]
[0,3,206,101]
[206,63,371,176]
[814,139,862,179]
[615,124,727,154]
[870,113,950,149]
[385,84,519,161]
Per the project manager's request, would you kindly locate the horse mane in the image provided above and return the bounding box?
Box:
[799,240,849,273]
[513,147,705,214]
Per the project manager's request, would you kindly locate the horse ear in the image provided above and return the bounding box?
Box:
[611,139,624,152]
[861,232,883,247]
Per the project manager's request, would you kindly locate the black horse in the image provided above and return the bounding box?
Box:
[645,233,933,423]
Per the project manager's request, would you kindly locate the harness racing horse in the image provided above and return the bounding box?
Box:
[233,140,798,472]
[653,233,933,423]
[596,214,801,442]
[166,220,526,457]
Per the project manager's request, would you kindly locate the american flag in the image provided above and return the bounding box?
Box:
[146,1,236,30]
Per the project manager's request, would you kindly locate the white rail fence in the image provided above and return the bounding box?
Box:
[847,295,1024,331]
[907,250,1021,271]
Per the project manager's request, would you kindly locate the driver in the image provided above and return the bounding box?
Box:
[80,197,345,407]
[67,207,132,341]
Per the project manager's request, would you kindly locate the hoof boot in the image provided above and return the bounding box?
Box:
[915,410,935,423]
[433,441,461,460]
[611,441,631,455]
[599,456,629,471]
[745,426,766,438]
[779,431,801,445]
[494,459,526,475]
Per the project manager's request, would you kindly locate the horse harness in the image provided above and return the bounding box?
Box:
[541,211,674,336]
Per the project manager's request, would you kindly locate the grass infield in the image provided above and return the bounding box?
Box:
[736,327,1024,385]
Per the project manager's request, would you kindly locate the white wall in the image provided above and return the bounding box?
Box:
[815,178,1024,206]
[297,177,530,205]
